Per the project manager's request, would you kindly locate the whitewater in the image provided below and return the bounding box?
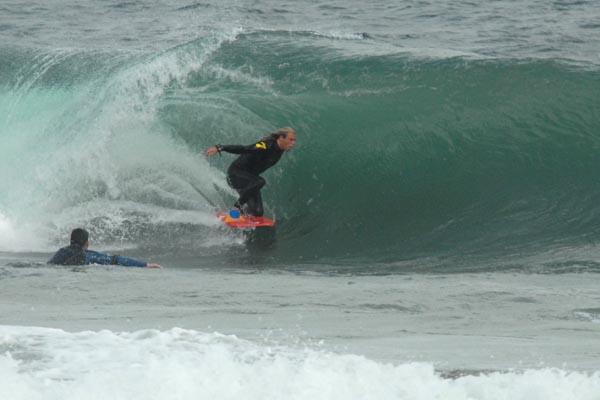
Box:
[1,0,600,398]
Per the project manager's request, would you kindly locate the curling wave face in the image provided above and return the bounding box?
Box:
[1,29,600,268]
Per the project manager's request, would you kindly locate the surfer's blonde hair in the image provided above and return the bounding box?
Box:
[264,126,296,140]
[275,127,296,136]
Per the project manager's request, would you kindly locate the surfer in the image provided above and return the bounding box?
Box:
[205,127,297,216]
[48,228,161,268]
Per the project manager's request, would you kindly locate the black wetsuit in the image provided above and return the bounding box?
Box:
[219,136,284,216]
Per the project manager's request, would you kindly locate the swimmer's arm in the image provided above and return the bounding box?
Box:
[86,250,160,268]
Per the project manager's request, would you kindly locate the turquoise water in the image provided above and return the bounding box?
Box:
[1,1,600,398]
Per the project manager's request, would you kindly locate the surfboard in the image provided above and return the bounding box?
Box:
[217,210,276,229]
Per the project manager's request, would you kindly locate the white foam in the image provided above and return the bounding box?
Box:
[0,29,249,253]
[574,311,600,324]
[310,30,370,41]
[0,212,19,251]
[203,65,275,93]
[0,211,49,252]
[0,325,599,400]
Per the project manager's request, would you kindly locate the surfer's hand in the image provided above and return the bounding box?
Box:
[146,263,162,269]
[206,146,220,157]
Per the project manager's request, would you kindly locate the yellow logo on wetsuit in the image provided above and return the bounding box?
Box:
[255,141,267,150]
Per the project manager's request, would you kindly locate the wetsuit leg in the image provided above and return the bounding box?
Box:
[245,189,264,216]
[227,168,265,216]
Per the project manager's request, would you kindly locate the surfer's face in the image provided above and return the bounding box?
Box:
[278,132,297,151]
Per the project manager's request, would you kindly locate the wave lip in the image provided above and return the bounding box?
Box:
[0,31,246,252]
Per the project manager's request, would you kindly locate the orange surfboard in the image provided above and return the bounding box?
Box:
[217,210,276,229]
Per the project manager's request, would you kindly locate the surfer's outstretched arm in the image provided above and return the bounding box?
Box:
[205,142,271,156]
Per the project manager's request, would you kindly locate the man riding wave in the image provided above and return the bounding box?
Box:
[206,127,297,216]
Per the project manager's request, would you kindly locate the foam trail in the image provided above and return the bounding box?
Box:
[0,326,599,400]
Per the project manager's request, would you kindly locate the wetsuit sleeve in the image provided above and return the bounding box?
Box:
[85,250,113,265]
[85,250,147,268]
[112,255,147,268]
[219,141,271,154]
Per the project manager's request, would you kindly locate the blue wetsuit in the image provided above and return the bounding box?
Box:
[48,244,147,267]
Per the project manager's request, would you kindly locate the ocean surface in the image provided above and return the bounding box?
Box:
[2,1,600,398]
